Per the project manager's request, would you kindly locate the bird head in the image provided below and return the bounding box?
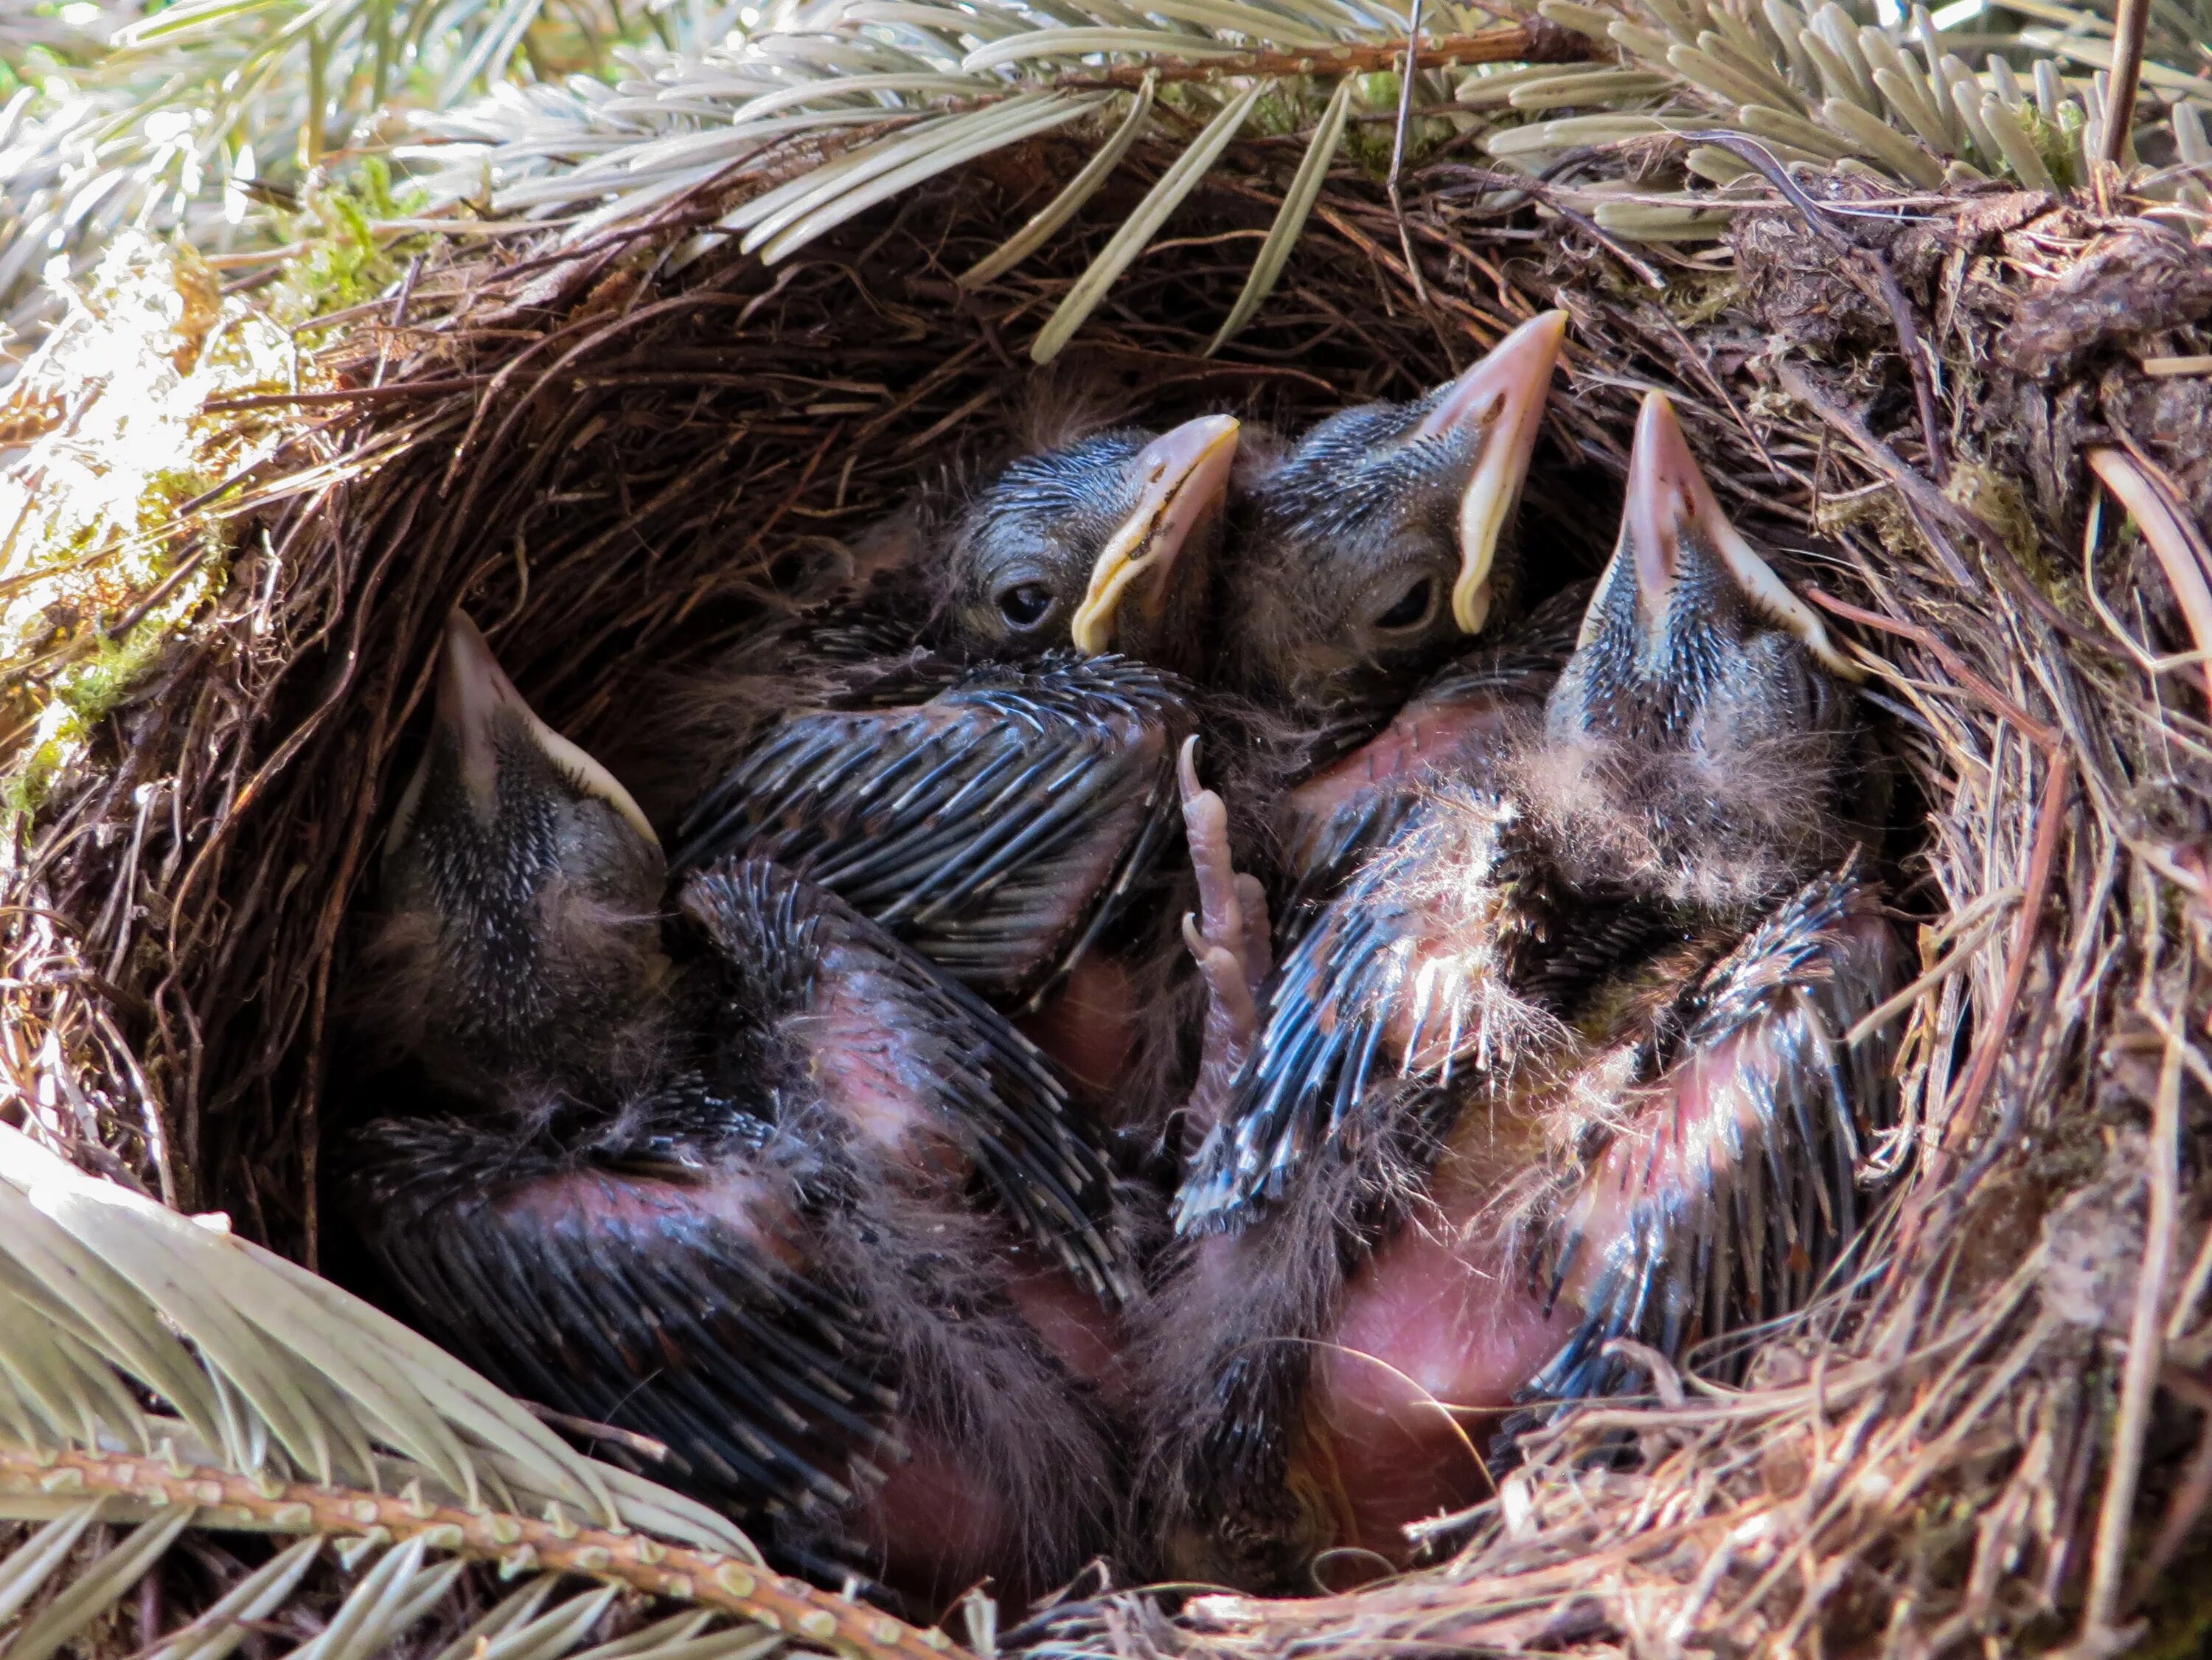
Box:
[372,612,671,1094]
[1221,310,1566,718]
[1532,390,1862,907]
[939,412,1241,672]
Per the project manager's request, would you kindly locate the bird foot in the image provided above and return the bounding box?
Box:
[1179,736,1271,1134]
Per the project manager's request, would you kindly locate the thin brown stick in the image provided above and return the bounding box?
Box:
[2101,0,2149,167]
[2076,991,2184,1646]
[1939,751,2073,1154]
[1805,587,2059,749]
[1036,21,1596,93]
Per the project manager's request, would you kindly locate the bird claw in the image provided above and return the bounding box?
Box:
[1180,737,1273,1134]
[1178,736,1272,1000]
[1183,911,1260,1038]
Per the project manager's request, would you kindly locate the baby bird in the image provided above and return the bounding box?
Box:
[345,614,1132,1612]
[669,417,1239,1013]
[939,415,1244,677]
[1140,392,1899,1590]
[1222,312,1567,718]
[1208,311,1568,946]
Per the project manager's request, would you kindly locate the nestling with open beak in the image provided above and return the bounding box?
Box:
[1206,312,1570,948]
[1137,392,1901,1591]
[344,614,1136,1613]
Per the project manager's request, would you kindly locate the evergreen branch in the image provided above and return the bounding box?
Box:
[0,1446,964,1660]
[1027,19,1599,90]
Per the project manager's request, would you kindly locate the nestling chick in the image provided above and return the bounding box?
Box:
[1207,313,1569,948]
[1136,392,1900,1591]
[345,614,1133,1614]
[1527,386,1860,907]
[1222,311,1566,726]
[666,419,1239,1013]
[367,611,671,1100]
[939,415,1243,676]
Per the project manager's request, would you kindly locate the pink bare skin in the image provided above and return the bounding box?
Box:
[852,1435,1015,1612]
[1283,906,1896,1569]
[807,936,1130,1607]
[1276,688,1525,881]
[1295,1119,1572,1565]
[1004,1251,1130,1401]
[1018,954,1140,1111]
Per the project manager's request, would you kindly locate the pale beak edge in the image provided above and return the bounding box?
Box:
[1069,414,1241,655]
[1601,390,1861,682]
[1425,309,1568,636]
[389,611,661,870]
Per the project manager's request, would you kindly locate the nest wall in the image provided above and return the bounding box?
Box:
[6,132,2212,1656]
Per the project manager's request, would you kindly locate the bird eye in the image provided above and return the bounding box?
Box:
[996,582,1055,631]
[1374,577,1436,632]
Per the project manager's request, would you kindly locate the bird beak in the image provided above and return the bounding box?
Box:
[1605,390,1860,680]
[1413,310,1567,636]
[394,611,661,861]
[1069,413,1241,655]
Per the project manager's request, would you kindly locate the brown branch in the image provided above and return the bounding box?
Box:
[0,1445,967,1660]
[2101,0,2149,168]
[1940,749,2075,1156]
[1804,586,2059,749]
[1034,21,1597,93]
[205,380,490,411]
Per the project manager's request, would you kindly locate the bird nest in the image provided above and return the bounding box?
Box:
[4,128,2212,1660]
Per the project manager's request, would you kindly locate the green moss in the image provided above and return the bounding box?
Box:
[58,614,185,726]
[1664,268,1741,325]
[2014,102,2081,191]
[269,156,436,332]
[0,579,225,827]
[1947,463,2039,565]
[3,727,76,822]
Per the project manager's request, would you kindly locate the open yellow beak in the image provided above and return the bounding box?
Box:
[1069,413,1241,656]
[1610,391,1860,681]
[1411,310,1568,636]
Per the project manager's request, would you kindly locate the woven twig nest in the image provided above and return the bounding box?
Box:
[4,128,2211,1660]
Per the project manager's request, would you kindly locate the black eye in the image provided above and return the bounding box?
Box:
[997,582,1054,630]
[1375,578,1435,631]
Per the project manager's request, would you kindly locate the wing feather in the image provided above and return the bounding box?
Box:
[1175,798,1552,1237]
[1517,867,1902,1411]
[348,1113,897,1529]
[683,859,1135,1305]
[674,654,1189,1004]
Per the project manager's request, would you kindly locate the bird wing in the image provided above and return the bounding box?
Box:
[347,1103,898,1537]
[673,654,1188,1005]
[1519,866,1902,1409]
[1270,588,1585,952]
[683,858,1135,1305]
[1175,798,1556,1237]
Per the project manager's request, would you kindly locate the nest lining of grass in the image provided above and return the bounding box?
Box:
[4,124,2211,1659]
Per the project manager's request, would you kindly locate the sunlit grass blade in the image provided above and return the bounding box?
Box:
[4,1506,198,1660]
[147,1535,325,1660]
[757,92,1100,260]
[726,72,984,123]
[0,1503,105,1628]
[1138,0,1338,47]
[961,72,1155,288]
[1031,77,1267,363]
[1207,72,1351,353]
[961,27,1248,70]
